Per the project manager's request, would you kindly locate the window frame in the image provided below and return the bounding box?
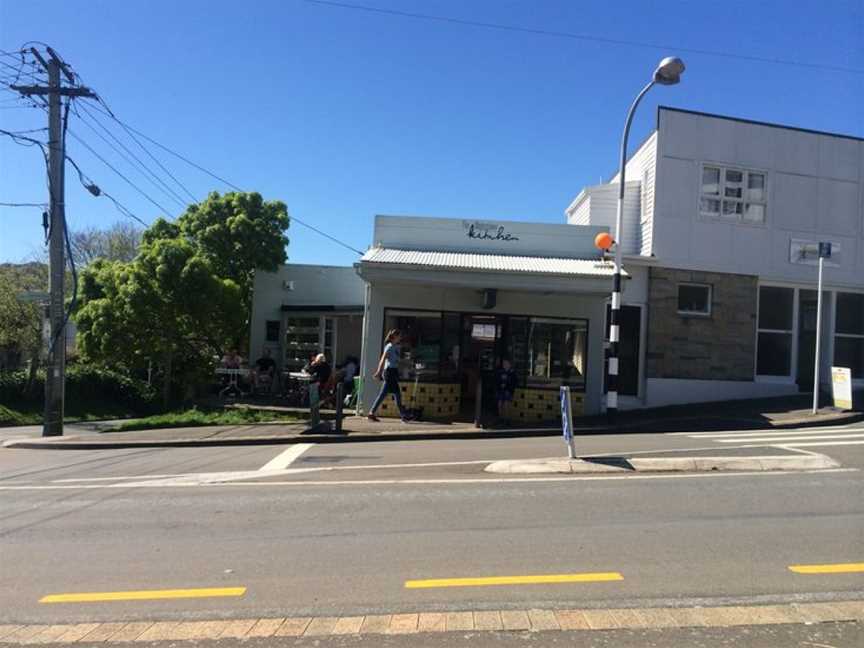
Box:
[676,282,713,317]
[699,162,769,226]
[755,284,798,383]
[832,291,864,381]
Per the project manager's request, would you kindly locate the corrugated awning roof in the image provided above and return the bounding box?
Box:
[361,247,623,278]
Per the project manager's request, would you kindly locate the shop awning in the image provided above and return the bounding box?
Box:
[360,247,625,278]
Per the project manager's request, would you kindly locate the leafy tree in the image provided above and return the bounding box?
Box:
[76,239,243,407]
[0,263,47,390]
[147,192,289,312]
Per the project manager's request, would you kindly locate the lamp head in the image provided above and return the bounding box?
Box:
[653,57,685,85]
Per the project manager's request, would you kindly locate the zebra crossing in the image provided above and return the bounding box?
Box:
[672,426,864,449]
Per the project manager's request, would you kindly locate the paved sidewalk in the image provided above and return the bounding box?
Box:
[3,395,861,450]
[0,600,862,644]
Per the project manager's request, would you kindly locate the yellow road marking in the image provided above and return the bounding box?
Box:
[788,563,864,575]
[405,572,623,589]
[40,587,246,603]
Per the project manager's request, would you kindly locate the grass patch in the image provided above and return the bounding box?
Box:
[0,402,139,427]
[112,407,303,432]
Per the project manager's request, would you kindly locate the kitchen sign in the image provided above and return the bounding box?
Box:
[463,220,520,243]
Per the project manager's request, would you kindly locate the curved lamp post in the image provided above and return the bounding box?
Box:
[600,57,685,421]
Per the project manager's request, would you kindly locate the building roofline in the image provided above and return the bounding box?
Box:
[657,105,864,143]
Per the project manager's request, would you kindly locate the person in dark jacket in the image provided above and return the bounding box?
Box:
[495,358,517,418]
[308,353,331,386]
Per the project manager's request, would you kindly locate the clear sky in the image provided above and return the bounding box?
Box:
[1,0,862,266]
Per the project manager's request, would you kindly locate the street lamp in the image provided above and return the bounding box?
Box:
[598,56,685,421]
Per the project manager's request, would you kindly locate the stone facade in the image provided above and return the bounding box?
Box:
[646,267,758,381]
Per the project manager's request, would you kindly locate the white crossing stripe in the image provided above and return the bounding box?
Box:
[259,443,314,472]
[669,427,864,437]
[775,440,864,448]
[715,434,864,444]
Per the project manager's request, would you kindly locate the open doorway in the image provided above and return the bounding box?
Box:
[459,315,504,418]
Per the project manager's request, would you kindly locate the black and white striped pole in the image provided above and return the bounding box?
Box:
[599,57,685,422]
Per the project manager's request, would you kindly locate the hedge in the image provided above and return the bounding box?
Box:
[0,364,157,413]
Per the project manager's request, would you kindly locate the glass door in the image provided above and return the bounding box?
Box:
[460,315,504,416]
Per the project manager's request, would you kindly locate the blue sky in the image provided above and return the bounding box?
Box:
[1,0,862,266]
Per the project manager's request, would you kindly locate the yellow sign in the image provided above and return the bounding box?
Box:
[831,367,853,410]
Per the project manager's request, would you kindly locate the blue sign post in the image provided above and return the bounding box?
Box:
[560,386,576,459]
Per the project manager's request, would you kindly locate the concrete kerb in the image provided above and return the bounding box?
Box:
[485,454,841,474]
[2,408,861,451]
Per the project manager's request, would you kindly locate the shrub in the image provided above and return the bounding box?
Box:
[0,364,157,413]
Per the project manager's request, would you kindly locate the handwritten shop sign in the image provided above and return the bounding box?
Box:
[463,220,520,242]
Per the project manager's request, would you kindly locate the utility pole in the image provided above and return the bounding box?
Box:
[13,48,94,436]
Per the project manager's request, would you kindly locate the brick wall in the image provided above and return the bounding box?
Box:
[646,267,758,381]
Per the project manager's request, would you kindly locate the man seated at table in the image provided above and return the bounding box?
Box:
[252,348,277,393]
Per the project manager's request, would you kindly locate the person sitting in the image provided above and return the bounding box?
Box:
[308,353,331,386]
[221,348,243,369]
[252,348,277,394]
[219,348,245,396]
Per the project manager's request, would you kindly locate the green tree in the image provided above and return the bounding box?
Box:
[0,263,47,391]
[147,192,289,312]
[76,239,243,407]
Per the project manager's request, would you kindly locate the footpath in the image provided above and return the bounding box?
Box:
[2,395,860,450]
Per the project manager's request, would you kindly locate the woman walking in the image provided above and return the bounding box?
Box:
[367,329,410,422]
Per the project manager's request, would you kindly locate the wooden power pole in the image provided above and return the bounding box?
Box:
[12,48,94,436]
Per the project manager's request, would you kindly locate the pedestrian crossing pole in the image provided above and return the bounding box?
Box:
[599,57,684,423]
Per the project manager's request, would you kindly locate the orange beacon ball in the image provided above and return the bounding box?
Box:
[594,232,614,251]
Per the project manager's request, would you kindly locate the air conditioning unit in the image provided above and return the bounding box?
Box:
[283,280,294,291]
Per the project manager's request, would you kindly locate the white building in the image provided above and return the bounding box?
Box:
[251,106,863,418]
[568,106,864,407]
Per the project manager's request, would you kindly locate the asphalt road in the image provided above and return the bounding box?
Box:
[1,422,862,631]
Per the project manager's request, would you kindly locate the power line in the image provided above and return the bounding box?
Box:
[71,102,188,209]
[304,0,864,76]
[90,96,199,204]
[0,201,47,208]
[81,101,364,255]
[64,151,149,228]
[66,127,175,218]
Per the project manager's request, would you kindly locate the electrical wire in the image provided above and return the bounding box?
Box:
[304,0,864,76]
[71,102,188,209]
[91,96,198,204]
[66,127,175,218]
[0,201,47,208]
[64,152,149,228]
[81,100,364,255]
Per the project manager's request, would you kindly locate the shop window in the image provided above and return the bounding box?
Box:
[677,283,711,316]
[265,320,280,343]
[526,318,587,390]
[284,316,321,370]
[700,164,767,224]
[384,310,443,382]
[756,286,794,377]
[834,292,864,378]
[439,313,461,382]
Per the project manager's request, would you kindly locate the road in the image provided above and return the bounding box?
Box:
[0,421,862,645]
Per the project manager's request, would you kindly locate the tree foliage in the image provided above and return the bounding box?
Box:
[74,191,287,406]
[152,192,289,311]
[0,263,47,374]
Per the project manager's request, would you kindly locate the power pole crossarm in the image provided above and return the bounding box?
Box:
[10,85,96,98]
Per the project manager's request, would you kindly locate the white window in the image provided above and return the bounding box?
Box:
[677,283,711,316]
[700,164,767,224]
[834,292,864,379]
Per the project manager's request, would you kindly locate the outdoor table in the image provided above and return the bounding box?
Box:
[216,367,250,397]
[282,371,311,406]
